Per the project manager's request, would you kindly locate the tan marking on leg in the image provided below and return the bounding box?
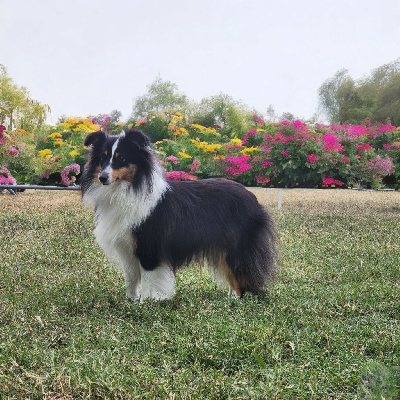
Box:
[216,254,241,298]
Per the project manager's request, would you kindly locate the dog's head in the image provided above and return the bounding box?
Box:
[83,128,153,187]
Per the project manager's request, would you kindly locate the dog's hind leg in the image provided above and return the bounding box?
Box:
[211,254,242,298]
[140,262,175,302]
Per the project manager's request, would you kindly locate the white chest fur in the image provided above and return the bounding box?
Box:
[83,174,169,266]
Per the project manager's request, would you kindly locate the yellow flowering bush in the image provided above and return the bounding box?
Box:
[178,151,192,159]
[174,128,188,136]
[241,146,259,154]
[190,124,218,135]
[57,118,99,133]
[38,148,52,157]
[231,138,242,145]
[191,139,222,153]
[33,116,99,183]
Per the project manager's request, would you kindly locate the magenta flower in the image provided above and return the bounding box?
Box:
[274,121,291,127]
[225,155,252,175]
[347,125,368,136]
[261,161,273,167]
[225,164,252,175]
[307,154,319,163]
[226,155,251,165]
[189,159,200,174]
[378,124,396,132]
[292,120,308,132]
[165,155,179,164]
[8,146,19,156]
[279,135,295,143]
[322,133,339,144]
[255,175,271,185]
[280,150,289,156]
[166,171,197,181]
[368,156,395,175]
[41,170,51,179]
[252,115,265,125]
[242,129,257,145]
[322,177,335,185]
[341,157,350,163]
[356,144,373,151]
[323,143,345,152]
[322,177,343,186]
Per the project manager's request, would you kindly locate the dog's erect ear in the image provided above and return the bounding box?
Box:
[84,130,106,147]
[124,129,151,148]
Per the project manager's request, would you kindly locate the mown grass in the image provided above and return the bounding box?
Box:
[0,189,399,399]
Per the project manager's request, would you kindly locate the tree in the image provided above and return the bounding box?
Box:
[265,104,276,122]
[318,59,400,125]
[318,69,356,124]
[0,65,50,131]
[189,93,252,137]
[373,74,400,125]
[280,111,296,122]
[368,59,400,125]
[132,76,188,119]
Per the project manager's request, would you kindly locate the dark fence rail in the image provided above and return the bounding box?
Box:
[1,184,81,195]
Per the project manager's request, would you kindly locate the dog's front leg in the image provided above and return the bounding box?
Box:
[139,263,175,302]
[123,256,142,301]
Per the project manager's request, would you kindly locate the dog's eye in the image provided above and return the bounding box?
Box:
[117,155,125,163]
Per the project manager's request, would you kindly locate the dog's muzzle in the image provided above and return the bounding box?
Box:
[99,170,110,185]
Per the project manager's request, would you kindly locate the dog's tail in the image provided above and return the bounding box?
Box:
[227,209,279,296]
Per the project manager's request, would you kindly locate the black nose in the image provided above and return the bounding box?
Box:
[99,173,109,185]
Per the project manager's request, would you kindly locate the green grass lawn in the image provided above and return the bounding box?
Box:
[0,189,399,399]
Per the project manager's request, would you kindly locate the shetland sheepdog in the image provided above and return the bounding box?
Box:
[80,128,278,302]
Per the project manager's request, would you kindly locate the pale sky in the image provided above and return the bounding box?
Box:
[1,0,399,124]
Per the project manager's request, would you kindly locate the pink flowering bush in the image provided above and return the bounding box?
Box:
[0,117,100,185]
[0,165,16,185]
[152,117,400,188]
[0,125,40,184]
[60,163,80,186]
